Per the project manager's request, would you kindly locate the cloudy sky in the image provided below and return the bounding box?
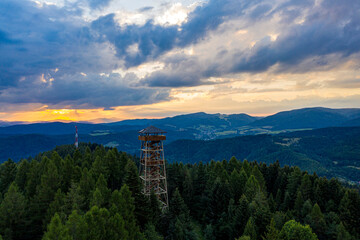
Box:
[1,0,360,122]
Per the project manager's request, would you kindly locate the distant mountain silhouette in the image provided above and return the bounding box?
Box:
[249,107,360,130]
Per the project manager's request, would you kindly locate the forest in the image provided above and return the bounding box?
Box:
[0,143,359,240]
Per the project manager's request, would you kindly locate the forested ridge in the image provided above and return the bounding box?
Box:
[0,144,359,240]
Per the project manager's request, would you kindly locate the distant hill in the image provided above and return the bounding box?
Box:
[165,127,360,183]
[106,112,259,129]
[342,117,360,127]
[249,107,360,130]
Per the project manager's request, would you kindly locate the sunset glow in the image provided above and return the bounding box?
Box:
[0,0,360,123]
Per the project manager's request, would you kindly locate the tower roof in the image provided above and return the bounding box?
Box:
[139,125,166,134]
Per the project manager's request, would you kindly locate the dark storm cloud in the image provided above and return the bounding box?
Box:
[0,73,170,108]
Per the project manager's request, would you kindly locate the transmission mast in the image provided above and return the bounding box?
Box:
[138,126,169,210]
[75,125,78,149]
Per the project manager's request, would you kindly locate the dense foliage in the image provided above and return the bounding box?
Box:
[0,144,359,240]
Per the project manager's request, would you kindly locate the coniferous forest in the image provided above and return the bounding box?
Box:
[0,143,359,240]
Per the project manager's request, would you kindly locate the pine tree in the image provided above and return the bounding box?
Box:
[249,192,271,237]
[243,217,257,240]
[336,222,352,240]
[233,195,250,238]
[244,175,261,201]
[302,199,313,219]
[108,213,129,240]
[14,159,30,192]
[46,189,66,225]
[149,190,161,225]
[65,182,85,213]
[124,160,150,228]
[252,165,266,192]
[110,185,141,239]
[79,168,95,208]
[308,203,326,239]
[42,213,70,240]
[339,189,360,236]
[0,183,27,239]
[204,224,215,240]
[0,159,17,194]
[300,174,313,201]
[262,218,278,240]
[228,156,240,172]
[90,188,104,208]
[294,191,304,219]
[229,170,242,201]
[83,206,110,240]
[105,149,123,191]
[94,174,110,206]
[66,210,87,240]
[61,155,74,192]
[144,224,163,240]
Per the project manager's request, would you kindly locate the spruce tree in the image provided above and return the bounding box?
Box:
[244,175,261,201]
[14,159,30,192]
[124,160,150,227]
[0,183,27,239]
[42,213,70,240]
[243,217,257,240]
[66,210,86,240]
[262,218,279,240]
[336,222,352,240]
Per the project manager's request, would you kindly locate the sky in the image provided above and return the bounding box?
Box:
[0,0,360,122]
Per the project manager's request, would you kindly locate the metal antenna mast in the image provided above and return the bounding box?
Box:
[138,126,169,210]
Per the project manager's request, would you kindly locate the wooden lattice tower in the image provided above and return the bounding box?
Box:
[138,126,169,210]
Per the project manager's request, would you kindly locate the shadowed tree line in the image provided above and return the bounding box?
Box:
[0,144,359,240]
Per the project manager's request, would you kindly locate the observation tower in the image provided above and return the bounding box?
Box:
[138,126,169,210]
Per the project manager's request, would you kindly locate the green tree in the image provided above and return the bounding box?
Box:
[243,217,257,240]
[204,224,215,240]
[46,189,66,225]
[144,224,163,240]
[236,236,250,240]
[308,203,326,239]
[339,189,360,236]
[244,175,261,201]
[65,182,85,213]
[0,183,27,239]
[336,222,352,240]
[252,165,266,191]
[83,206,109,240]
[66,210,86,240]
[0,159,17,194]
[249,192,271,236]
[262,218,278,240]
[79,168,95,208]
[90,188,104,208]
[294,191,304,219]
[14,159,30,192]
[61,155,74,191]
[278,220,318,240]
[124,160,150,227]
[233,195,250,238]
[42,213,70,240]
[110,185,141,239]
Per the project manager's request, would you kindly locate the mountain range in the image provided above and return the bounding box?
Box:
[1,106,360,184]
